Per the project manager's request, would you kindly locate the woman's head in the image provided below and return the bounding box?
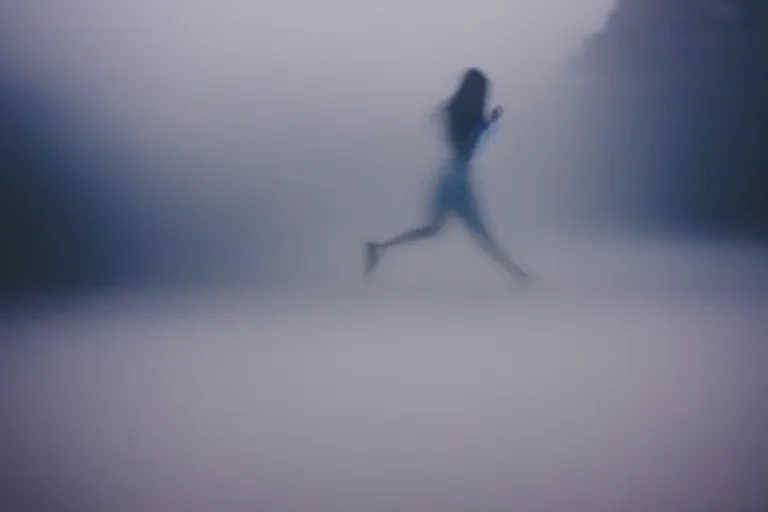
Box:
[454,68,488,108]
[444,68,490,156]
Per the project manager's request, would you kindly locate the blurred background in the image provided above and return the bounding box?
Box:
[3,0,764,297]
[1,2,767,511]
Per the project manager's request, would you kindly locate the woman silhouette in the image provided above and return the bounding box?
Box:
[364,68,528,281]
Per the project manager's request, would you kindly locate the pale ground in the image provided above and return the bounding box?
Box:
[2,235,767,512]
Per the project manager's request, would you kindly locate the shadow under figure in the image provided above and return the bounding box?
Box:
[364,67,529,283]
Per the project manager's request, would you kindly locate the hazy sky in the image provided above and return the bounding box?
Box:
[2,1,614,136]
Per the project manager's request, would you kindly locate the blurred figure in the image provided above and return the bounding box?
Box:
[365,68,528,282]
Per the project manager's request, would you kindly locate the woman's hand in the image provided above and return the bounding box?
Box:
[489,105,504,123]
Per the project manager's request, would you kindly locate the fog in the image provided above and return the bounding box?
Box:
[3,2,768,511]
[2,253,767,511]
[2,0,615,286]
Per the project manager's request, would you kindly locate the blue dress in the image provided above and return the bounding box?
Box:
[427,119,494,231]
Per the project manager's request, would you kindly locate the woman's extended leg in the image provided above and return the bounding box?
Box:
[364,215,445,276]
[457,195,528,279]
[378,222,442,249]
[364,183,451,278]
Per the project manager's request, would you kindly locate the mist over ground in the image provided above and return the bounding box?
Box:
[2,265,767,511]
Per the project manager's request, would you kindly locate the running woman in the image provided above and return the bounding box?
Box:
[364,67,528,282]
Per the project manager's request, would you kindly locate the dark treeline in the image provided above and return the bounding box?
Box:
[0,85,138,299]
[569,0,767,239]
[0,85,273,300]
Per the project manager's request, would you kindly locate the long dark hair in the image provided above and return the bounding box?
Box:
[438,68,489,157]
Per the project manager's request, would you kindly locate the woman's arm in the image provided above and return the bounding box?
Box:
[489,105,504,124]
[479,105,503,135]
[476,105,504,153]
